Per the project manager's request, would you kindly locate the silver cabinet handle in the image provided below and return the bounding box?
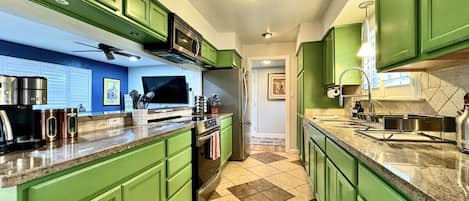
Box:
[195,38,201,57]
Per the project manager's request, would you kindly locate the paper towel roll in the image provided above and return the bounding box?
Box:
[327,87,340,98]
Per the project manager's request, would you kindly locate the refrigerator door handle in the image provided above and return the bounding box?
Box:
[242,68,248,119]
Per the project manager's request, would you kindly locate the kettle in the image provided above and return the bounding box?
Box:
[457,104,469,153]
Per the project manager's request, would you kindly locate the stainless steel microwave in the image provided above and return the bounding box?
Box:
[145,13,203,64]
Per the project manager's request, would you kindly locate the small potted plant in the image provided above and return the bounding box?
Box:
[209,94,222,114]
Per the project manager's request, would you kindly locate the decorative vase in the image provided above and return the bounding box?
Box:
[211,107,220,114]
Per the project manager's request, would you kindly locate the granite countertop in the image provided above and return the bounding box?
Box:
[306,117,469,201]
[0,121,194,188]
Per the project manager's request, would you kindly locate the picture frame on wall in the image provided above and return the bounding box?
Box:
[268,73,286,100]
[103,78,121,106]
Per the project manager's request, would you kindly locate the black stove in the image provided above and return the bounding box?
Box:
[191,116,220,135]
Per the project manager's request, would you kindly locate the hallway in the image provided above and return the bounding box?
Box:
[209,148,314,201]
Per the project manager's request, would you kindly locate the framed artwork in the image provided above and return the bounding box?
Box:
[103,78,121,106]
[268,73,286,100]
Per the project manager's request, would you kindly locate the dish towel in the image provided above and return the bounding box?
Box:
[211,131,221,160]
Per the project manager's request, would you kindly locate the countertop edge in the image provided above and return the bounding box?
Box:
[0,124,194,188]
[305,119,438,201]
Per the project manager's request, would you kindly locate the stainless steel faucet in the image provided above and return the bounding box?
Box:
[337,67,376,119]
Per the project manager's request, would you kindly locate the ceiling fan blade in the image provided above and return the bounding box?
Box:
[103,50,115,60]
[98,43,122,52]
[113,51,141,60]
[74,42,99,49]
[72,50,102,53]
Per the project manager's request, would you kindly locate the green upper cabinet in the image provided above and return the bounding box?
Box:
[323,24,362,86]
[299,42,340,109]
[31,0,168,44]
[122,162,166,201]
[90,186,122,201]
[297,71,304,114]
[88,0,122,13]
[420,0,469,53]
[216,50,242,68]
[201,40,218,67]
[124,0,151,26]
[297,45,304,75]
[376,0,417,70]
[149,3,168,39]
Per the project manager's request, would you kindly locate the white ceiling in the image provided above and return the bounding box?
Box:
[252,59,285,68]
[189,0,332,44]
[334,0,374,26]
[0,11,167,67]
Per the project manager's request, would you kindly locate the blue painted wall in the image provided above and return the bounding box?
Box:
[0,40,128,112]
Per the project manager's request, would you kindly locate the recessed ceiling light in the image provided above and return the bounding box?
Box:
[262,60,272,65]
[55,0,70,5]
[262,32,273,39]
[129,55,140,62]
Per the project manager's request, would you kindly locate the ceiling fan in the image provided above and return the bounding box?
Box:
[73,42,141,61]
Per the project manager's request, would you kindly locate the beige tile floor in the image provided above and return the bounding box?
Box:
[209,150,314,201]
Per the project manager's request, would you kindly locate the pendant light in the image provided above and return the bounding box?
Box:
[357,1,375,57]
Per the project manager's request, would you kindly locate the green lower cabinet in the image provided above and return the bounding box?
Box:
[337,173,355,201]
[315,145,326,201]
[221,125,233,166]
[326,159,337,201]
[167,164,192,198]
[358,163,407,201]
[168,181,192,201]
[90,186,122,201]
[308,138,316,194]
[122,162,166,201]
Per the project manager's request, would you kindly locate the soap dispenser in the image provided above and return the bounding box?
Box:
[456,93,469,153]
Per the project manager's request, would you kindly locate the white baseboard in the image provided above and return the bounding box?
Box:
[251,132,285,138]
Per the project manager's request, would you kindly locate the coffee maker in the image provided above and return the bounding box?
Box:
[0,75,48,154]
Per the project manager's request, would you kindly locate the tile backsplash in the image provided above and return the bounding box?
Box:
[422,64,469,116]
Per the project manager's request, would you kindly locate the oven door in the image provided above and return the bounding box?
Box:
[172,20,201,60]
[197,129,221,188]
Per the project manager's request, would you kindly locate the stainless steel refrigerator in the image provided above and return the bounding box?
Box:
[203,68,250,161]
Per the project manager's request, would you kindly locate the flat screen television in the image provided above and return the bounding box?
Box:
[142,76,189,104]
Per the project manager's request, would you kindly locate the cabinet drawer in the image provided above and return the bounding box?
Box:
[221,116,233,129]
[168,180,192,201]
[29,140,165,201]
[326,139,357,185]
[167,147,192,177]
[167,164,192,198]
[358,163,407,201]
[307,124,326,151]
[166,130,192,157]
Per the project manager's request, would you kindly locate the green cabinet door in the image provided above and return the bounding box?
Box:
[124,0,151,26]
[421,0,469,53]
[326,159,337,201]
[308,138,316,194]
[376,0,417,69]
[337,172,356,201]
[221,125,233,166]
[358,163,407,201]
[122,162,166,201]
[91,186,122,201]
[87,0,122,13]
[334,24,362,85]
[323,30,335,86]
[315,145,326,201]
[149,2,168,39]
[202,40,218,66]
[216,50,242,68]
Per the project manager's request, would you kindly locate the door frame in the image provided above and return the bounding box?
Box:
[246,55,291,152]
